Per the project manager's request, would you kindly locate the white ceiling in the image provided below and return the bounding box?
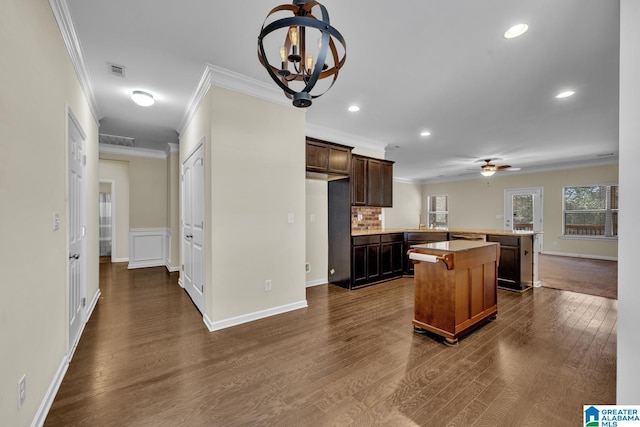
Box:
[66,0,620,182]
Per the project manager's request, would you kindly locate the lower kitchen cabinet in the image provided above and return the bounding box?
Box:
[352,233,404,288]
[487,234,534,291]
[381,233,404,280]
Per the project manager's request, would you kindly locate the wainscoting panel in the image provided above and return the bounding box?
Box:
[128,229,166,269]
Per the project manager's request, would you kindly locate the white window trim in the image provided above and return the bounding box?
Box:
[426,195,449,229]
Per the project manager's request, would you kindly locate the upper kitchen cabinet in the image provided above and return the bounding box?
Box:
[351,155,394,207]
[305,138,352,179]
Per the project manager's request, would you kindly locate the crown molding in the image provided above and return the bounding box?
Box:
[165,142,179,155]
[305,122,388,153]
[178,64,294,135]
[99,143,167,160]
[49,0,102,124]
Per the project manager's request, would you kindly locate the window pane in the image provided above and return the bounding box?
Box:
[429,213,448,228]
[611,211,618,236]
[564,212,606,235]
[513,194,534,230]
[428,195,447,212]
[610,186,618,209]
[564,186,607,210]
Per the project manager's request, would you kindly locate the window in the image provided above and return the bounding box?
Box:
[426,195,448,229]
[563,185,618,238]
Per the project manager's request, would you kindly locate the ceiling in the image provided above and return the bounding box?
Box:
[66,0,620,182]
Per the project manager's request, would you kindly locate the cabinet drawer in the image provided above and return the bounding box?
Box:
[487,235,519,247]
[406,232,448,242]
[352,235,381,246]
[381,233,404,243]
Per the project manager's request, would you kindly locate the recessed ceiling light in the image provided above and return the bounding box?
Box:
[348,105,360,112]
[555,90,575,99]
[131,90,155,106]
[420,131,431,137]
[504,23,528,39]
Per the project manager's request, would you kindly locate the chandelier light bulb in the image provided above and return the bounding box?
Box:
[289,27,298,46]
[280,46,287,62]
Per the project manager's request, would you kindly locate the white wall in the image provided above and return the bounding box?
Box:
[166,145,180,271]
[0,1,99,424]
[98,159,130,261]
[305,179,328,286]
[180,83,307,328]
[384,180,423,229]
[423,164,619,259]
[617,0,640,404]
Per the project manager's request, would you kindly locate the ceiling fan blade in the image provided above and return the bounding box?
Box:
[496,165,512,170]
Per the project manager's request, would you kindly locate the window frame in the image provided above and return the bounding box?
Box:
[561,184,618,240]
[426,195,449,229]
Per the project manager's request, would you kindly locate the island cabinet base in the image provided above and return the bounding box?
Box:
[412,242,499,345]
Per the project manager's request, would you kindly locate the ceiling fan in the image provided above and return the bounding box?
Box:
[480,159,520,177]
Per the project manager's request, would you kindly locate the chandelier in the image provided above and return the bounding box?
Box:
[258,0,346,107]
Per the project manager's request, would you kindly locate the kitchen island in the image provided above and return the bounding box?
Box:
[409,240,500,345]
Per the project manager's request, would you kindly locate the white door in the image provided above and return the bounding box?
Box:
[68,112,86,353]
[505,187,543,232]
[182,144,205,313]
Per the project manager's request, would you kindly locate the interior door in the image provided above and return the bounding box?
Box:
[68,112,86,353]
[505,188,543,232]
[182,144,205,313]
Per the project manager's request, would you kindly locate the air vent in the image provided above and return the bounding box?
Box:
[99,134,135,147]
[597,152,615,157]
[108,63,126,78]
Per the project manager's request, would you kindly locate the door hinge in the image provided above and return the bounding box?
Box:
[83,155,86,166]
[82,297,86,308]
[201,285,204,292]
[182,264,184,271]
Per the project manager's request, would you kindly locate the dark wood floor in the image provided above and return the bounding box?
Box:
[45,262,616,426]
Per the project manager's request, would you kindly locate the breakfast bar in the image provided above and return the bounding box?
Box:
[409,240,500,345]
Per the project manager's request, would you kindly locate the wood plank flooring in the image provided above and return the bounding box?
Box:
[45,263,616,426]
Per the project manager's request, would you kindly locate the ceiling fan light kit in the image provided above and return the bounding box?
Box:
[480,159,519,176]
[258,0,346,107]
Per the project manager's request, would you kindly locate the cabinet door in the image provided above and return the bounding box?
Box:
[497,245,519,284]
[328,146,351,174]
[367,159,383,206]
[391,241,404,274]
[367,244,381,282]
[381,242,394,278]
[351,156,367,205]
[381,161,393,207]
[352,245,368,286]
[306,141,329,171]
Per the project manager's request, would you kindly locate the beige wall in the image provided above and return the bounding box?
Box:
[99,159,130,260]
[305,179,328,285]
[98,152,167,229]
[423,164,619,258]
[0,1,99,425]
[618,0,640,403]
[180,85,306,324]
[384,181,423,229]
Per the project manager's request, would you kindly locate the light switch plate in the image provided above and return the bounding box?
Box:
[52,212,60,231]
[287,213,295,224]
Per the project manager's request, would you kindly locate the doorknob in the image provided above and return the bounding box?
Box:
[186,234,193,239]
[69,253,80,260]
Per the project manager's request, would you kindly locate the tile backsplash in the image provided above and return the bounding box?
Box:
[352,207,382,230]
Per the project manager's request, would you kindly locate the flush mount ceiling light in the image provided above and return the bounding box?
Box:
[504,23,529,39]
[348,105,360,112]
[555,90,576,99]
[131,90,155,107]
[258,0,346,108]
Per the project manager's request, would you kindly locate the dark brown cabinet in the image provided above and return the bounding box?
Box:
[486,234,534,291]
[306,138,352,178]
[350,155,394,207]
[352,235,381,287]
[404,232,449,275]
[380,233,404,280]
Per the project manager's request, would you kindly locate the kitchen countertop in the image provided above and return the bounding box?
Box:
[352,228,542,237]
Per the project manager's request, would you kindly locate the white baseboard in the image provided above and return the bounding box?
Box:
[111,257,129,263]
[128,260,165,269]
[165,262,179,272]
[178,277,184,288]
[87,288,101,319]
[541,251,618,261]
[204,300,308,332]
[306,278,328,288]
[32,356,68,427]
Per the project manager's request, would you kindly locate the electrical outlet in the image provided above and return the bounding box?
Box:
[264,279,272,291]
[305,263,311,273]
[18,375,26,408]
